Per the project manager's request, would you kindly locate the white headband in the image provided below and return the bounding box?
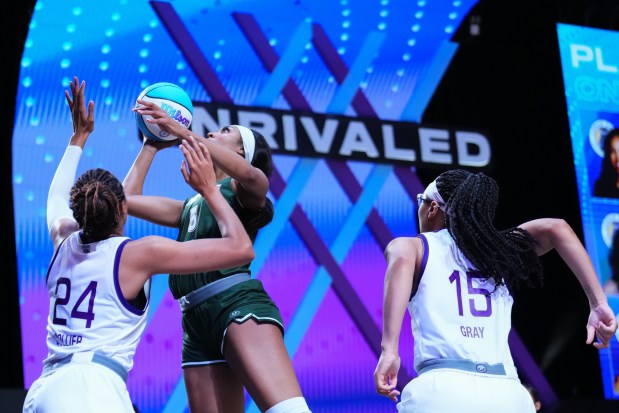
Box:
[232,125,256,163]
[423,179,446,211]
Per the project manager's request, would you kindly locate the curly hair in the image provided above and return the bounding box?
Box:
[70,168,126,240]
[436,169,543,290]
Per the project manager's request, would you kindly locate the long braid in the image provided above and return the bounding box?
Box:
[437,170,543,290]
[70,168,125,240]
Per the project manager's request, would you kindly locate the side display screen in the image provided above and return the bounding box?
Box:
[557,22,619,399]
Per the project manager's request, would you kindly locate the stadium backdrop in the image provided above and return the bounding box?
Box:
[13,1,605,412]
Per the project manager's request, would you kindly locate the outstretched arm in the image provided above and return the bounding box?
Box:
[133,100,268,208]
[122,136,184,228]
[121,136,254,297]
[47,76,94,250]
[374,236,420,402]
[519,218,618,349]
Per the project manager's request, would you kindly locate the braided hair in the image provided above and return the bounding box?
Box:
[70,168,126,241]
[435,169,543,290]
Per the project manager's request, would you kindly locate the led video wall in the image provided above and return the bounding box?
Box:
[557,22,619,399]
[13,1,490,412]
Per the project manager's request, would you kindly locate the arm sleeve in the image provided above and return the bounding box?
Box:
[46,145,83,232]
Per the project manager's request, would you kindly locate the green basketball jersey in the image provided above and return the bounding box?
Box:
[168,177,256,299]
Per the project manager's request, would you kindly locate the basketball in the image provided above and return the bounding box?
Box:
[134,82,193,141]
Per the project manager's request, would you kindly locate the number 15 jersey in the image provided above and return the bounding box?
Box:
[409,229,518,378]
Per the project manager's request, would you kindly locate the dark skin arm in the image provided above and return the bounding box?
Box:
[520,218,617,349]
[133,100,269,209]
[120,137,255,299]
[122,137,184,227]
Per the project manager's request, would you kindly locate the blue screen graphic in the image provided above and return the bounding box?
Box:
[557,23,619,400]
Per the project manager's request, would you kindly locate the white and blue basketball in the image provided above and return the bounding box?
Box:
[135,82,193,141]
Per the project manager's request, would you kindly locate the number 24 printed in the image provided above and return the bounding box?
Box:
[53,277,97,328]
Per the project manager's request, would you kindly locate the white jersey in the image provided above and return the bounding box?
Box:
[409,229,518,378]
[45,231,150,373]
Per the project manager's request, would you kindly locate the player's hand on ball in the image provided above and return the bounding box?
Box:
[133,82,192,141]
[134,98,187,139]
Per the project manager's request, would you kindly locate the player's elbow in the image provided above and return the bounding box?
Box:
[227,235,255,267]
[530,218,572,254]
[239,238,255,263]
[546,218,571,237]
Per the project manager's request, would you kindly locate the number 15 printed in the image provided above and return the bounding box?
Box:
[449,271,492,317]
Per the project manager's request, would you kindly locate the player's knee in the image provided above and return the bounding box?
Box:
[265,396,311,413]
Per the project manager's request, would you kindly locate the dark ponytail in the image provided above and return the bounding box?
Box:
[436,169,543,290]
